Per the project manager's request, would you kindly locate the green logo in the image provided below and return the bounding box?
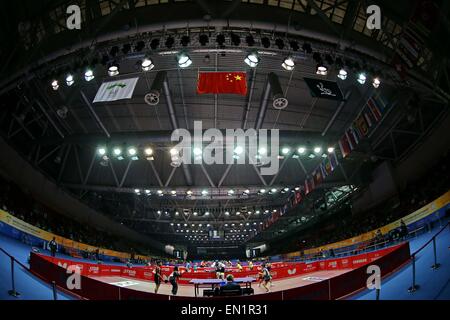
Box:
[107,83,127,90]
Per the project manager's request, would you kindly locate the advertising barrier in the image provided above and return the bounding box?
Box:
[32,243,405,286]
[30,242,410,300]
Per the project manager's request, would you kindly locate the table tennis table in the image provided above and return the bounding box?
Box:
[189,277,256,297]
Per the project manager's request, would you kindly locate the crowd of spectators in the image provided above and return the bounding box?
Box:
[275,150,450,255]
[0,175,152,260]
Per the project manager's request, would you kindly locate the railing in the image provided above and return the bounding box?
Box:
[407,222,450,293]
[0,247,59,300]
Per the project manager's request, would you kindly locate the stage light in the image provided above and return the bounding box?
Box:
[181,36,190,47]
[316,64,328,76]
[258,147,267,155]
[244,52,260,68]
[193,147,202,156]
[246,35,255,46]
[157,190,163,196]
[171,190,177,196]
[373,77,381,88]
[98,147,107,156]
[225,212,230,216]
[260,189,266,194]
[144,148,154,156]
[84,69,95,81]
[51,80,59,91]
[128,147,137,156]
[271,188,278,193]
[275,38,285,50]
[202,190,208,196]
[261,37,271,48]
[298,147,306,154]
[216,34,226,47]
[357,73,367,84]
[337,69,348,80]
[150,38,160,50]
[282,56,295,71]
[170,148,179,156]
[177,52,192,68]
[134,189,140,194]
[327,147,335,153]
[314,147,322,154]
[281,147,291,155]
[228,190,235,195]
[186,190,193,196]
[145,190,151,194]
[113,148,122,156]
[234,146,244,155]
[66,74,75,86]
[141,58,154,72]
[244,189,250,194]
[165,36,175,49]
[231,33,241,46]
[108,63,120,77]
[199,34,209,46]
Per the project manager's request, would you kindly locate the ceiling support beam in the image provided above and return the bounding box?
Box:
[161,73,194,186]
[322,90,352,136]
[81,91,111,139]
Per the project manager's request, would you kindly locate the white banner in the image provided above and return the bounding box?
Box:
[93,78,139,103]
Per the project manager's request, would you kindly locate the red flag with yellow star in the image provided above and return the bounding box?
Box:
[197,72,248,95]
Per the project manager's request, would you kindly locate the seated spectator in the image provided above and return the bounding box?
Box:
[220,275,242,296]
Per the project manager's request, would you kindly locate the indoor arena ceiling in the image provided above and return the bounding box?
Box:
[0,0,449,247]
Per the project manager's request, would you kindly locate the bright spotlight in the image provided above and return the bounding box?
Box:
[258,147,267,155]
[108,63,120,77]
[260,189,266,194]
[271,188,278,193]
[134,189,140,194]
[314,147,322,154]
[234,146,244,155]
[201,190,208,196]
[113,148,122,156]
[193,148,202,156]
[282,56,295,71]
[177,53,192,68]
[144,148,154,156]
[298,147,306,154]
[327,147,335,153]
[337,69,348,80]
[128,148,137,156]
[244,52,260,68]
[357,73,367,84]
[84,69,95,82]
[97,147,107,156]
[141,58,154,72]
[66,74,75,86]
[316,64,328,76]
[282,147,291,155]
[51,80,59,91]
[228,190,235,195]
[373,77,381,88]
[170,148,179,156]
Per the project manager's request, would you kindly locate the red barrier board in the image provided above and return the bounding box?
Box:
[30,242,410,300]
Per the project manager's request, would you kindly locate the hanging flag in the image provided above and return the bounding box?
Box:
[304,179,311,195]
[367,98,383,121]
[354,115,370,137]
[313,169,323,185]
[93,78,139,103]
[304,78,344,101]
[329,152,339,171]
[197,72,248,95]
[324,157,333,175]
[363,107,375,128]
[339,135,352,158]
[320,163,328,179]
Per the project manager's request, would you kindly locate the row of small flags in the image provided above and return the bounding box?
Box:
[338,93,389,158]
[259,93,391,231]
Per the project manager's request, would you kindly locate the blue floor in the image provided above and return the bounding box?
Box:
[1,222,449,300]
[0,233,75,300]
[351,221,450,300]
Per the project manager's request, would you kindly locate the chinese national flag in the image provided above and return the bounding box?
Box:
[197,72,248,95]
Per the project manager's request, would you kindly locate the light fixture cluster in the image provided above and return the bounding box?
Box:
[97,146,154,162]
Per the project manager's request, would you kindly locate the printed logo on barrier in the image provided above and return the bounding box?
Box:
[341,259,349,267]
[89,266,99,274]
[305,264,314,271]
[287,268,297,275]
[144,272,152,277]
[353,259,367,265]
[111,269,121,273]
[123,269,137,277]
[328,261,337,268]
